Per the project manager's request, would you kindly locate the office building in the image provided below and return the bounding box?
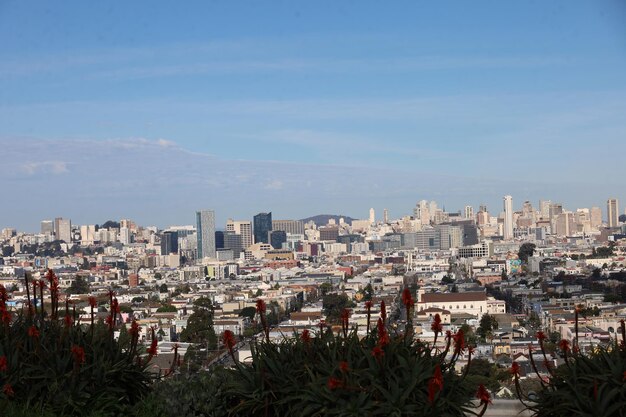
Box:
[54,218,71,242]
[608,198,619,228]
[503,196,514,240]
[226,219,253,249]
[269,230,287,250]
[196,210,216,259]
[41,220,54,236]
[253,212,272,244]
[161,231,179,255]
[272,220,305,235]
[369,208,375,224]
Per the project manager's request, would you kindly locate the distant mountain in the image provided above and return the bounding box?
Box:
[300,214,356,226]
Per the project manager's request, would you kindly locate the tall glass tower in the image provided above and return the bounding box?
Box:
[196,210,216,259]
[253,212,272,244]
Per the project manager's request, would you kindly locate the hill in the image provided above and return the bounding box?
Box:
[299,214,355,226]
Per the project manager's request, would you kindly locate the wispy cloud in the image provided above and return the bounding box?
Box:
[21,161,69,175]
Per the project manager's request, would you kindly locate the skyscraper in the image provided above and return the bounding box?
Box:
[383,208,389,224]
[226,219,254,249]
[269,230,287,249]
[196,210,216,259]
[54,217,71,242]
[369,208,375,224]
[503,196,514,240]
[41,220,54,236]
[253,212,272,244]
[464,205,474,220]
[161,231,179,255]
[607,198,619,228]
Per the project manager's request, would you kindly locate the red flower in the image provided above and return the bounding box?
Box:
[71,345,85,364]
[28,325,39,338]
[0,285,7,303]
[88,296,97,308]
[256,299,266,314]
[559,339,570,353]
[431,313,443,334]
[380,300,387,322]
[223,330,236,350]
[341,308,350,324]
[427,367,444,405]
[377,318,389,346]
[112,298,120,314]
[453,329,465,353]
[105,315,114,329]
[129,319,141,338]
[365,300,372,310]
[3,383,14,397]
[371,345,384,360]
[339,361,349,373]
[64,314,73,327]
[327,377,342,390]
[300,329,311,344]
[147,327,158,357]
[536,331,546,341]
[510,361,520,377]
[402,288,414,312]
[476,384,491,405]
[0,355,7,372]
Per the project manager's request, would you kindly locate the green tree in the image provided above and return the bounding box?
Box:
[180,297,217,348]
[477,314,498,341]
[322,293,354,323]
[239,306,257,320]
[319,282,333,296]
[156,304,177,313]
[363,283,374,301]
[158,283,169,293]
[518,242,536,263]
[67,275,90,294]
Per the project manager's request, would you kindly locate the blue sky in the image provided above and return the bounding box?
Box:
[1,1,625,231]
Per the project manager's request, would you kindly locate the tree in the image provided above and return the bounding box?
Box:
[158,283,169,293]
[239,306,257,320]
[179,297,217,349]
[477,314,498,341]
[518,243,536,263]
[157,304,177,313]
[322,293,354,323]
[441,275,454,284]
[363,283,374,301]
[67,276,90,294]
[319,282,332,296]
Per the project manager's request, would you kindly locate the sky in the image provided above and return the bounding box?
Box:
[1,1,625,231]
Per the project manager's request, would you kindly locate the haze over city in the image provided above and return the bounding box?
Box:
[1,1,625,230]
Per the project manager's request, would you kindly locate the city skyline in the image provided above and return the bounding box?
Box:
[1,1,625,230]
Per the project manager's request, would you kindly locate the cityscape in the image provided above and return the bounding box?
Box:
[2,1,626,416]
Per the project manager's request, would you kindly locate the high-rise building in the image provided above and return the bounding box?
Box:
[269,230,287,249]
[161,231,179,255]
[54,218,71,242]
[607,198,619,228]
[503,196,514,240]
[223,232,243,258]
[415,200,430,226]
[196,210,216,259]
[464,205,474,220]
[590,207,603,229]
[226,219,253,249]
[119,227,131,245]
[383,208,389,224]
[272,220,305,235]
[369,208,375,224]
[253,212,272,244]
[41,220,54,236]
[539,200,551,220]
[80,225,97,244]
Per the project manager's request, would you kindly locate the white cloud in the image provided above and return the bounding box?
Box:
[264,180,284,190]
[21,161,69,175]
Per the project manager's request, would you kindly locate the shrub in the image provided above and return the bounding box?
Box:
[0,271,156,416]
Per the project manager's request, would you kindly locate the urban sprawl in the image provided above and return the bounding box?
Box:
[1,196,626,390]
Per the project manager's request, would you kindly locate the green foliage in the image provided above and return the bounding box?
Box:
[531,343,626,417]
[0,310,153,416]
[156,304,177,313]
[322,293,355,323]
[229,331,477,416]
[238,306,257,320]
[518,242,536,263]
[179,298,217,349]
[477,314,498,341]
[66,276,90,294]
